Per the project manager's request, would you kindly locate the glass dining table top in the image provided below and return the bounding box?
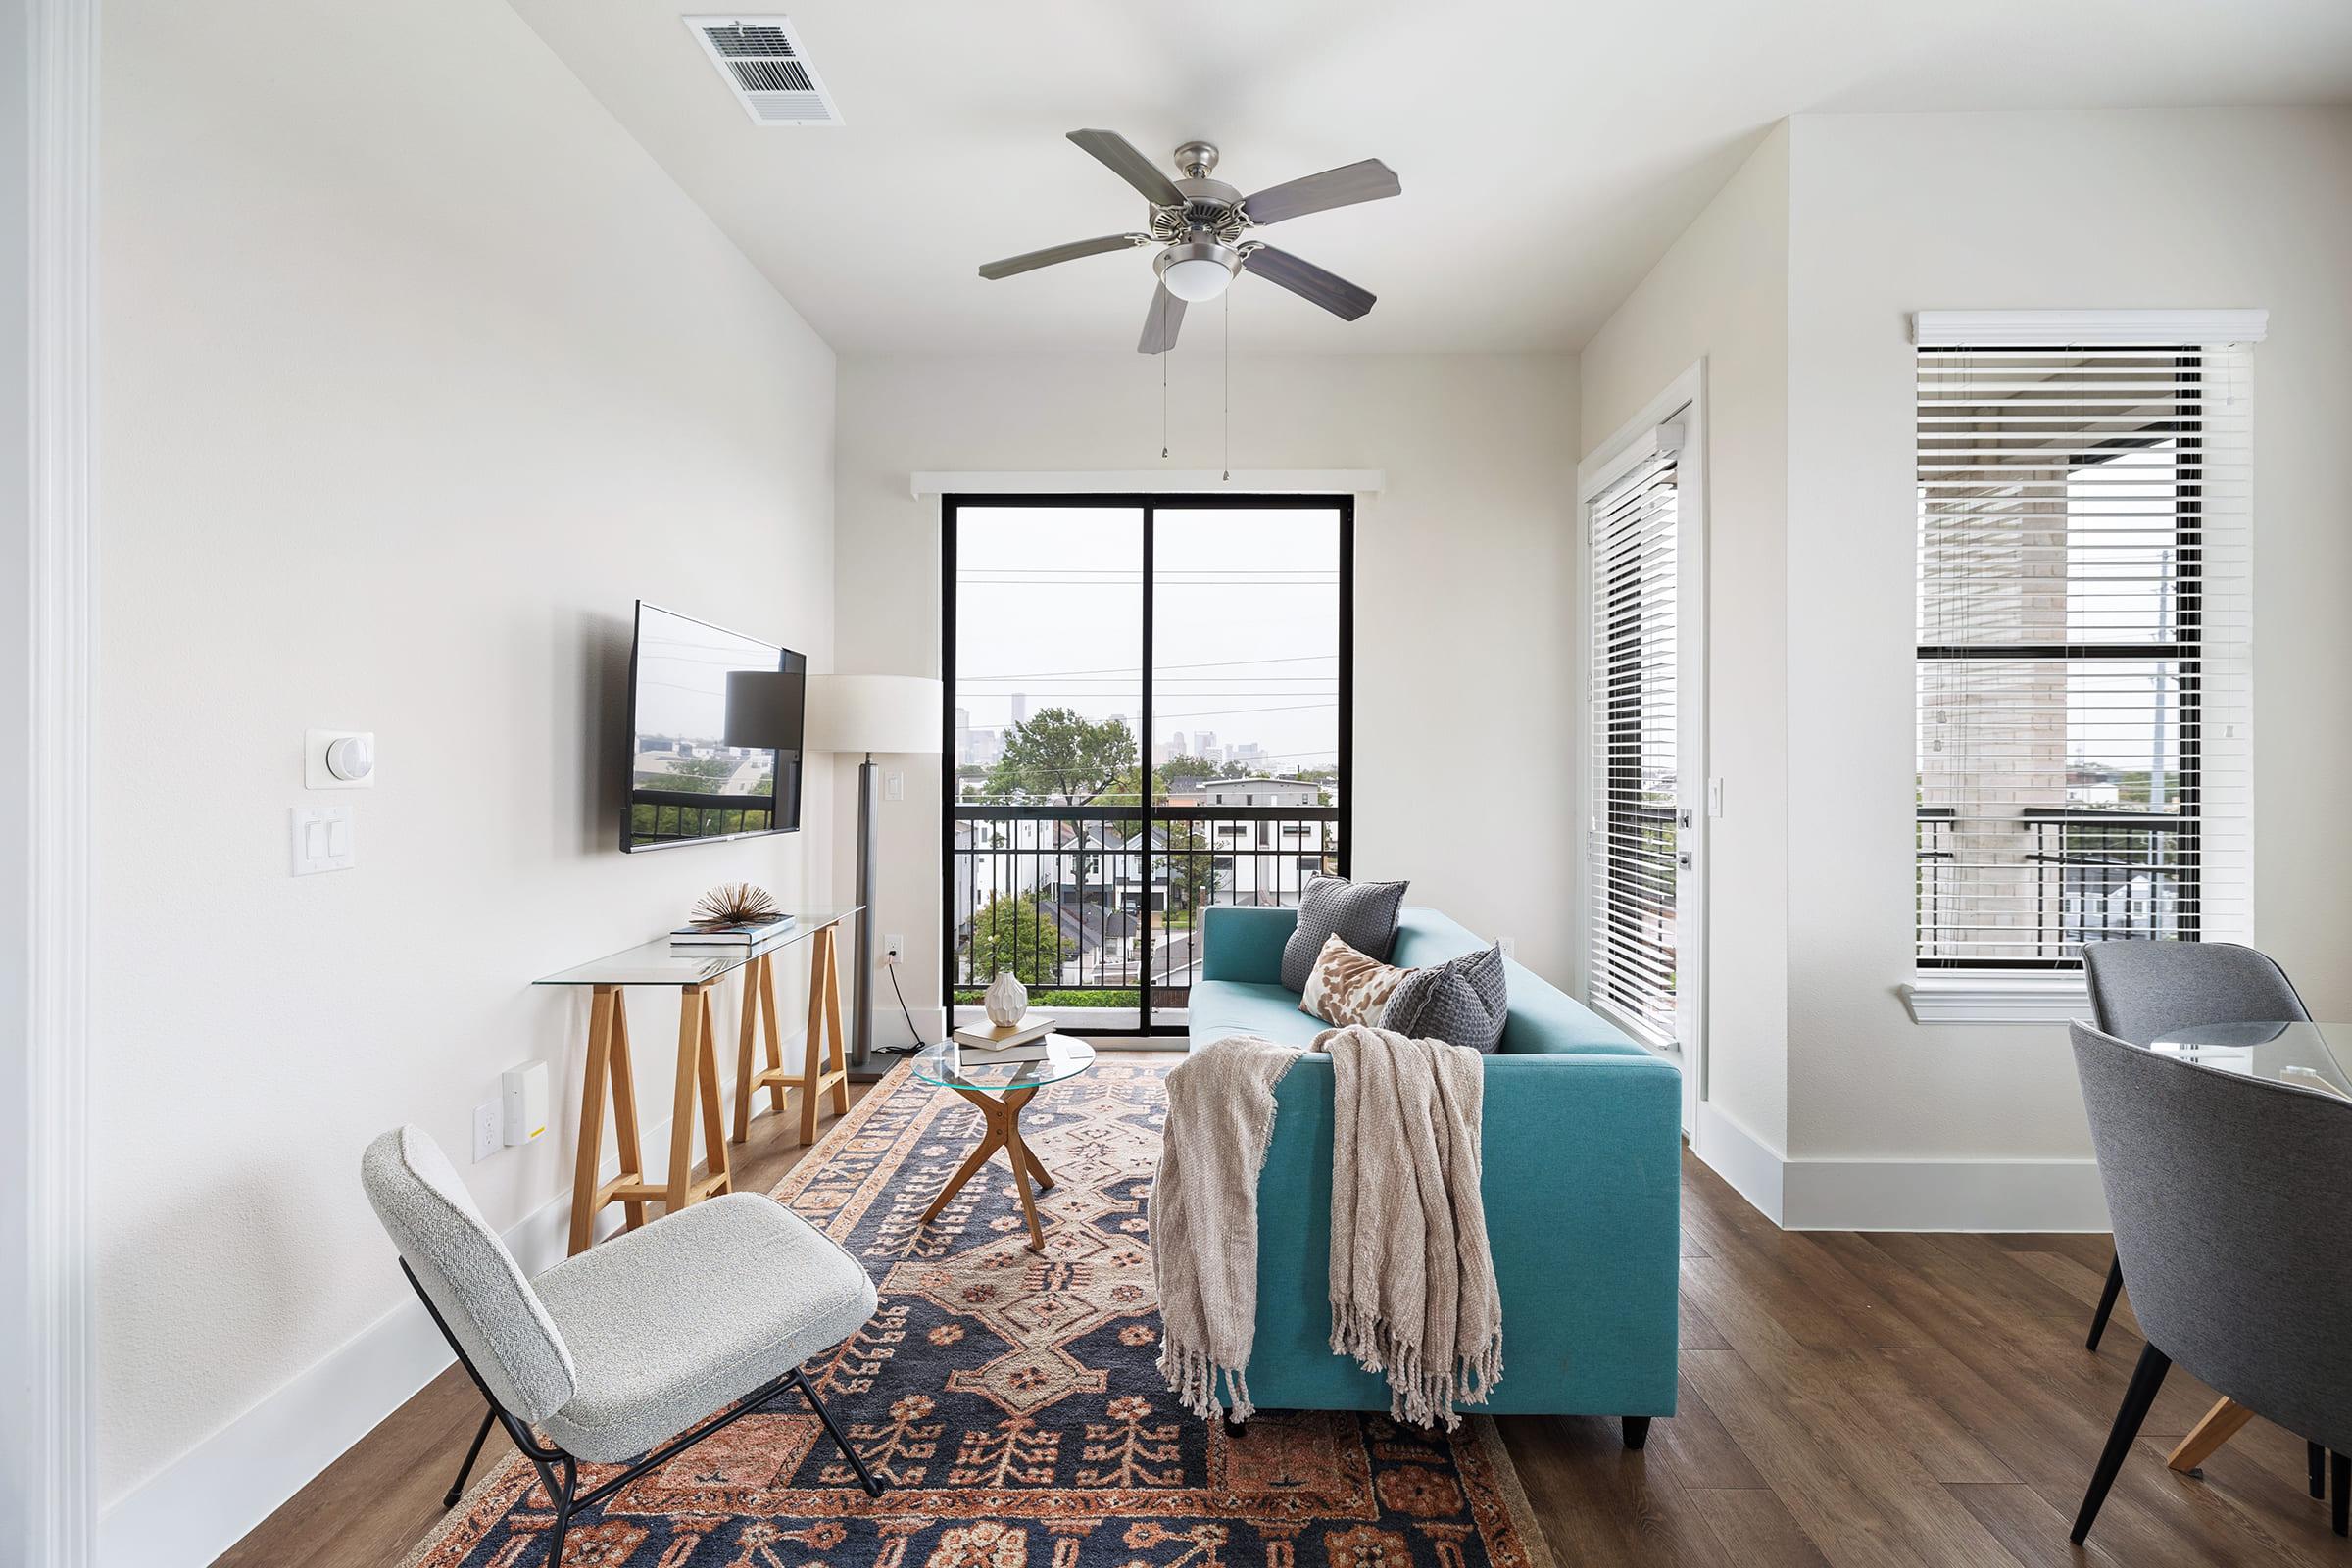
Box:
[2146,1020,2351,1098]
[533,906,859,988]
[908,1036,1096,1095]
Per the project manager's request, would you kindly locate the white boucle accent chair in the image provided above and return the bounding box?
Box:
[363,1124,882,1561]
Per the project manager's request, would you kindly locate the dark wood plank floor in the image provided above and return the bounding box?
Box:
[216,1064,2337,1567]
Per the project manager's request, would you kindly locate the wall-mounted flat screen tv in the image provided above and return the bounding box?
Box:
[623,602,804,852]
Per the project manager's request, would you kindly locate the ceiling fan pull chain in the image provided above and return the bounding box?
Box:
[1222,289,1231,481]
[1160,293,1170,459]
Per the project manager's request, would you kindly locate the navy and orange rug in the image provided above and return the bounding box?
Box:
[406,1056,1554,1568]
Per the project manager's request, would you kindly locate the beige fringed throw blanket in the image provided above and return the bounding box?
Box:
[1321,1024,1503,1428]
[1153,1033,1303,1423]
[1153,1025,1502,1429]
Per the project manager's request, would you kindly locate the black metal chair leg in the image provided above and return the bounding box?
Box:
[795,1371,884,1496]
[2312,1441,2327,1500]
[443,1405,497,1507]
[2085,1253,2125,1351]
[2333,1451,2348,1537]
[2072,1342,2171,1544]
[1622,1416,1652,1450]
[548,1456,577,1566]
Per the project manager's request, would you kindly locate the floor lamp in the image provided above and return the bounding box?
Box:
[806,674,942,1078]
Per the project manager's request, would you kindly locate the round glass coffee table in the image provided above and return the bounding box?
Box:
[909,1036,1096,1253]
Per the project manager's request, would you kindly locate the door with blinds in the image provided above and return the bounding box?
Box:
[1584,416,1703,1129]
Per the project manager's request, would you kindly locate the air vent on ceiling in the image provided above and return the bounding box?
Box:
[684,16,842,126]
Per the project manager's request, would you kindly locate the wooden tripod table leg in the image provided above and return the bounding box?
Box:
[2168,1397,2257,1473]
[917,1084,1054,1252]
[999,1086,1046,1251]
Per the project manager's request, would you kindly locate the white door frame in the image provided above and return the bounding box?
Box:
[1574,362,1707,1135]
[5,1,100,1563]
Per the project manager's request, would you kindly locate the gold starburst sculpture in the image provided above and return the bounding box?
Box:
[690,882,779,929]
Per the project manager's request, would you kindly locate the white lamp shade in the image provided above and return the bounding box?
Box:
[805,674,942,755]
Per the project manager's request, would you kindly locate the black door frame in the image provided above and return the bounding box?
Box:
[941,493,1354,1035]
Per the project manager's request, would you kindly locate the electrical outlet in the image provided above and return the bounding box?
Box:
[472,1101,501,1163]
[1497,936,1517,960]
[882,932,904,964]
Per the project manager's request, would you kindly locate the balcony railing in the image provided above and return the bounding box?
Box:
[1917,807,2192,965]
[951,801,1340,1011]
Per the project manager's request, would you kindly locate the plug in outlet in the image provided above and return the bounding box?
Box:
[882,933,905,965]
[472,1101,501,1163]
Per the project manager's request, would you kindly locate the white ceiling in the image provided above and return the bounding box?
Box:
[507,1,2352,355]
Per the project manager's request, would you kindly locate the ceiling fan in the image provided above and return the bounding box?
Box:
[978,130,1400,353]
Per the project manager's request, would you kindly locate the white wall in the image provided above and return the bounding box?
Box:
[1579,107,2352,1226]
[92,0,836,1548]
[835,352,1579,1018]
[1579,124,1790,1156]
[1783,107,2352,1166]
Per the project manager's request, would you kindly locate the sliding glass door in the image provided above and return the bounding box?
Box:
[945,496,1351,1034]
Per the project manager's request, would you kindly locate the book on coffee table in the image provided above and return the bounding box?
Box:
[954,1017,1054,1051]
[951,1033,1069,1068]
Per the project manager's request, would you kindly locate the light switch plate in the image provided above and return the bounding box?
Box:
[884,768,904,802]
[305,728,376,789]
[290,804,356,875]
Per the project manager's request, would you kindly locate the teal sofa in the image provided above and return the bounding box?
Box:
[1187,904,1681,1442]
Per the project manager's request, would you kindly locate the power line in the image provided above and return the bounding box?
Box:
[962,654,1336,679]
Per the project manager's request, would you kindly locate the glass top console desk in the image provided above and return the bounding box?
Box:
[535,906,858,1253]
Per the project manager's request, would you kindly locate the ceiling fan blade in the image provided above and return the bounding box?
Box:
[1067,128,1186,209]
[1137,285,1187,355]
[1242,245,1375,321]
[1242,159,1400,226]
[978,233,1142,281]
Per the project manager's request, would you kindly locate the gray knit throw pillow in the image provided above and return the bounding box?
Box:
[1382,943,1509,1054]
[1280,875,1409,993]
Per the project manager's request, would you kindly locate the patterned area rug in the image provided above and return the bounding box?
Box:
[405,1056,1555,1568]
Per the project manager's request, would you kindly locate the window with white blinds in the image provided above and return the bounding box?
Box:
[1588,445,1681,1039]
[1914,324,2255,970]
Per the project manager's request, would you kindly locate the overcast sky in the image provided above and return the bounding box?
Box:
[955,505,1341,769]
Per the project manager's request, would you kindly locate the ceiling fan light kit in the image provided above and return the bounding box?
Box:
[979,129,1399,353]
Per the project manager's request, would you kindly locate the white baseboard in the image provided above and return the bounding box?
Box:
[1780,1156,2109,1232]
[1690,1102,1786,1225]
[1685,1102,2109,1233]
[96,1052,802,1568]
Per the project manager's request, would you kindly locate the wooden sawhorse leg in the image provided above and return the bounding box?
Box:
[731,952,790,1145]
[662,980,733,1214]
[730,929,852,1147]
[566,985,650,1256]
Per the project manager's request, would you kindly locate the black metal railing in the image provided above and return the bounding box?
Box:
[950,802,1340,1010]
[1916,807,2191,965]
[628,787,775,845]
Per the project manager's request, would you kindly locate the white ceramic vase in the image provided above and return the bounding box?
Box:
[984,970,1028,1027]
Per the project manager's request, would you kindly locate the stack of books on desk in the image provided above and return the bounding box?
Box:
[669,914,797,948]
[952,1017,1057,1063]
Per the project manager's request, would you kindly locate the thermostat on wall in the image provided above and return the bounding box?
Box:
[503,1062,550,1147]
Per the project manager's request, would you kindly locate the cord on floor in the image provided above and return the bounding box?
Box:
[875,963,930,1055]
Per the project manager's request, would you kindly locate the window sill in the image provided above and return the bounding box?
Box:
[1899,973,2092,1026]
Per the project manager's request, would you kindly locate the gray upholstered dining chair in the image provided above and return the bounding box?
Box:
[362,1125,883,1563]
[2067,1021,2352,1544]
[2080,939,2310,1353]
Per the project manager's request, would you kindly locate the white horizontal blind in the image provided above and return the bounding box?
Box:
[1915,341,2253,968]
[1588,448,1681,1040]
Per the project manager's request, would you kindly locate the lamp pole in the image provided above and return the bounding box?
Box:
[849,750,882,1079]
